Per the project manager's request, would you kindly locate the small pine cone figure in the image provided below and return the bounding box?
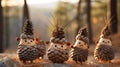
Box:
[94,22,115,63]
[47,27,70,63]
[17,20,39,63]
[35,39,46,59]
[70,27,89,64]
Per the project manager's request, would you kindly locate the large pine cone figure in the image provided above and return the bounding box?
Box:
[70,47,88,63]
[36,41,46,58]
[94,44,114,62]
[47,27,69,63]
[17,45,39,63]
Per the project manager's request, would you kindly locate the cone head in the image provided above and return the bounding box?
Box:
[20,19,34,39]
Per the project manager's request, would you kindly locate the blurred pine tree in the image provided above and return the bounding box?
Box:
[107,0,118,34]
[0,0,4,53]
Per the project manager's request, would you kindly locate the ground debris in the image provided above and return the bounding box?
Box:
[0,53,120,67]
[0,57,19,67]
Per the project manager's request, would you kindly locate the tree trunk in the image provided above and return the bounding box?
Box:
[23,0,29,27]
[4,0,10,49]
[86,0,93,44]
[0,0,3,53]
[76,0,81,35]
[107,0,118,34]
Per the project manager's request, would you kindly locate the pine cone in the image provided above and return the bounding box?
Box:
[17,45,39,63]
[47,48,69,63]
[52,27,65,39]
[70,47,88,63]
[94,44,114,61]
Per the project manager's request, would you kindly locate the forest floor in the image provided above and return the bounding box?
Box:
[0,33,120,67]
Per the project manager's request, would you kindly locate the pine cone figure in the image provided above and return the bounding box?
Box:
[70,27,89,64]
[17,20,39,63]
[70,47,88,63]
[94,21,114,63]
[94,44,114,62]
[17,45,39,63]
[47,27,69,63]
[36,41,46,58]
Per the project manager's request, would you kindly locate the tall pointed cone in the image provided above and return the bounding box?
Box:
[20,19,34,39]
[23,0,29,27]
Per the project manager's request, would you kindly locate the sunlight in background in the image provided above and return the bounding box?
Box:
[2,0,79,7]
[27,0,57,4]
[27,0,79,4]
[2,0,23,7]
[61,0,79,3]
